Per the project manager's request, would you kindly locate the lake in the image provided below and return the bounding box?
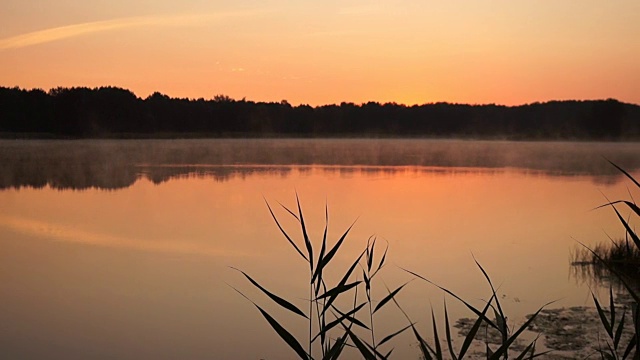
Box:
[1,139,639,359]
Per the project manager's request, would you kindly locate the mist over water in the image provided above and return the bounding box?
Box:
[0,139,639,359]
[0,139,639,190]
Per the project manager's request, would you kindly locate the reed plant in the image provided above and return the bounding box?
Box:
[579,161,640,360]
[231,195,415,359]
[232,195,550,359]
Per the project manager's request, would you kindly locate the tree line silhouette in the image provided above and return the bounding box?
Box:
[1,86,638,139]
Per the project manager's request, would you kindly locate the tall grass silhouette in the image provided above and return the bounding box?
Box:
[576,161,640,360]
[232,195,549,359]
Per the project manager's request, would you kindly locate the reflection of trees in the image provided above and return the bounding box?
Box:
[0,139,639,190]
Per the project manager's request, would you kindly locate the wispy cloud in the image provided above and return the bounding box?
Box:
[0,11,262,50]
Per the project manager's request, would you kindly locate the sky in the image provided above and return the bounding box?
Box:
[0,0,639,106]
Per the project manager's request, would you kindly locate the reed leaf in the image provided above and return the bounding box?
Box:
[391,296,436,360]
[374,242,389,276]
[320,251,365,313]
[230,267,308,319]
[362,269,371,294]
[277,200,300,221]
[312,302,367,342]
[458,294,495,360]
[614,308,627,350]
[256,305,310,360]
[323,333,347,360]
[367,237,376,272]
[331,306,370,330]
[594,200,640,218]
[312,202,329,289]
[473,258,507,341]
[444,302,459,360]
[607,159,640,189]
[402,267,499,331]
[610,204,640,250]
[488,302,554,360]
[296,194,314,272]
[317,281,361,302]
[412,325,435,360]
[514,340,535,360]
[609,286,616,335]
[342,324,377,360]
[364,340,391,360]
[431,308,443,360]
[621,334,636,360]
[378,323,413,346]
[229,286,309,360]
[314,221,357,283]
[373,282,409,314]
[264,198,308,262]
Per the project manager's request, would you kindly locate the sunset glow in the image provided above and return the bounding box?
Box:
[1,1,638,105]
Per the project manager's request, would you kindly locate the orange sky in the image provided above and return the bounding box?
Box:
[0,1,638,105]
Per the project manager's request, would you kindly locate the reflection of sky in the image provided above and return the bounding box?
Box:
[0,156,637,359]
[1,139,639,190]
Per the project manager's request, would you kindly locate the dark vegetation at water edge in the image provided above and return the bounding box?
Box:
[1,86,640,139]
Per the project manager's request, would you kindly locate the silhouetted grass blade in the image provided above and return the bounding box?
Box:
[373,282,409,314]
[323,333,347,360]
[488,302,553,360]
[375,242,389,275]
[341,324,376,360]
[320,251,365,313]
[609,205,640,249]
[607,159,640,189]
[431,308,443,360]
[621,334,636,360]
[264,198,309,262]
[317,281,361,302]
[444,302,459,360]
[296,194,314,272]
[411,325,435,360]
[391,296,437,359]
[362,270,371,294]
[230,267,308,319]
[367,237,376,272]
[364,340,390,360]
[514,340,552,360]
[402,267,499,330]
[277,200,300,221]
[614,308,627,350]
[312,202,329,288]
[312,303,367,342]
[317,221,356,279]
[331,306,369,330]
[229,285,309,359]
[609,286,616,334]
[458,294,494,360]
[595,200,640,218]
[256,305,310,360]
[378,323,413,346]
[473,257,508,345]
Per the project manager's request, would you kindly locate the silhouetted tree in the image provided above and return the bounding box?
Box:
[1,86,639,139]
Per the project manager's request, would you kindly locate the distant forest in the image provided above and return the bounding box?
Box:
[1,86,639,140]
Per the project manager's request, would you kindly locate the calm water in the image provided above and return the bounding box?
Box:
[1,139,639,359]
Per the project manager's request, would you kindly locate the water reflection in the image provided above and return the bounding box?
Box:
[1,139,639,190]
